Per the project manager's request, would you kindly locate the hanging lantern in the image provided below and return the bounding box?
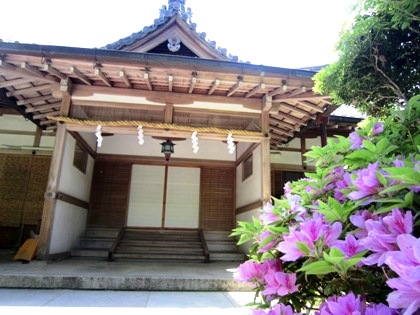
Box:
[161,139,175,161]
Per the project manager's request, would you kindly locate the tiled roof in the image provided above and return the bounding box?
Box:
[104,0,240,62]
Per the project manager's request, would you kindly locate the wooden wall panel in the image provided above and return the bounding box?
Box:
[88,160,131,227]
[200,167,235,231]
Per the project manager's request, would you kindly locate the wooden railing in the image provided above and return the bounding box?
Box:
[108,226,126,261]
[198,229,210,263]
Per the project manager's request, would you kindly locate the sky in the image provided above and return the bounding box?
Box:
[0,0,356,69]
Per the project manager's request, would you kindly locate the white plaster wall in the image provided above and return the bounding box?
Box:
[49,132,94,254]
[96,135,235,161]
[58,134,94,201]
[236,146,262,208]
[49,201,87,254]
[236,142,253,158]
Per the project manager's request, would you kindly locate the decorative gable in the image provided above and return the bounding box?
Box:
[104,0,240,61]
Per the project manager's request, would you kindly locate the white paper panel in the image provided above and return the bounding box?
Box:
[165,167,200,228]
[127,165,165,227]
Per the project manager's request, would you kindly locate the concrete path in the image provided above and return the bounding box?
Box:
[0,288,255,315]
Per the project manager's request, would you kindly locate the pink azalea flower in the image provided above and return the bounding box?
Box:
[277,215,342,261]
[350,210,378,238]
[262,270,299,297]
[260,202,280,225]
[258,231,277,253]
[253,303,301,315]
[348,163,385,204]
[276,228,307,261]
[333,234,365,258]
[316,293,399,315]
[234,260,268,285]
[349,130,365,150]
[385,234,420,314]
[372,122,384,135]
[360,209,413,266]
[285,193,307,221]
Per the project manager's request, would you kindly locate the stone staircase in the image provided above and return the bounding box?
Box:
[113,228,206,262]
[204,231,245,262]
[71,227,245,263]
[71,227,120,260]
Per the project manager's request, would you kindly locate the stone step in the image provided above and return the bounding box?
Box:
[117,246,203,254]
[123,233,200,242]
[119,239,202,247]
[80,238,114,249]
[85,227,120,238]
[71,249,108,258]
[207,241,238,252]
[211,252,245,262]
[113,252,205,261]
[203,231,233,241]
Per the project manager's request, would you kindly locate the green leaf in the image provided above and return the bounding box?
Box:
[296,242,310,255]
[298,260,335,275]
[237,233,254,245]
[376,137,389,154]
[362,140,376,153]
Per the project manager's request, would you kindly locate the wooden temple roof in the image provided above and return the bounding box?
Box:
[0,0,355,149]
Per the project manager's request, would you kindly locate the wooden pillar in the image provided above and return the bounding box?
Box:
[261,95,272,204]
[59,78,72,117]
[301,137,307,169]
[37,123,67,259]
[320,123,327,147]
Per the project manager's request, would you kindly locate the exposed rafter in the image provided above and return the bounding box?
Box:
[227,76,243,97]
[143,71,153,91]
[43,64,67,80]
[17,95,56,105]
[25,102,61,113]
[188,73,197,94]
[94,67,112,87]
[69,66,92,85]
[246,83,265,98]
[168,75,173,92]
[119,70,132,88]
[6,84,51,97]
[208,79,220,95]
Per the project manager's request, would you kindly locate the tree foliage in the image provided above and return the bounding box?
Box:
[314,0,420,117]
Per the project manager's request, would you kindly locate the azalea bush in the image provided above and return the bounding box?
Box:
[232,96,420,315]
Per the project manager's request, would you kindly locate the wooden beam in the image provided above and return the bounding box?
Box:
[25,102,61,113]
[270,116,300,131]
[164,102,173,123]
[168,75,173,92]
[262,94,272,113]
[295,100,325,113]
[33,110,61,120]
[143,72,152,91]
[272,93,328,104]
[60,78,72,116]
[270,132,289,142]
[43,64,67,80]
[71,84,260,109]
[17,94,55,105]
[6,84,51,97]
[0,59,57,83]
[119,70,132,88]
[274,112,307,126]
[270,125,294,137]
[188,73,197,94]
[0,78,33,88]
[301,136,307,168]
[289,86,307,97]
[69,66,92,85]
[33,127,42,147]
[246,83,265,98]
[38,123,66,259]
[278,102,316,118]
[20,62,45,78]
[261,137,271,204]
[94,67,112,87]
[267,83,288,97]
[227,77,243,97]
[208,79,220,95]
[64,123,264,143]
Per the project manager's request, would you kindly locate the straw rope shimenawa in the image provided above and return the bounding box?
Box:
[47,116,265,137]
